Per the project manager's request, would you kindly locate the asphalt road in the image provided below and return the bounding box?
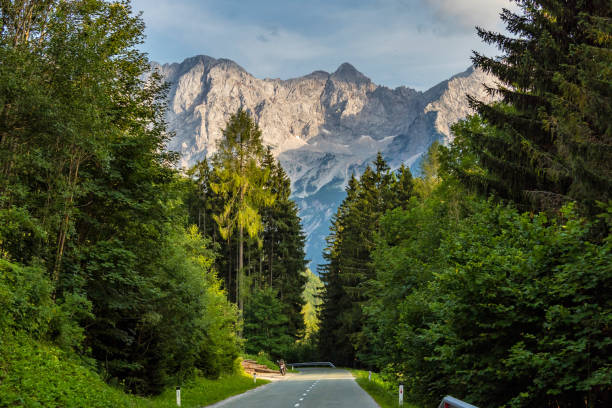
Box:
[208,367,379,408]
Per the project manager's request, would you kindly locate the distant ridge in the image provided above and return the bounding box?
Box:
[152,55,497,269]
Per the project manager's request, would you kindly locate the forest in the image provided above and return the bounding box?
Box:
[0,0,307,404]
[0,0,610,407]
[317,1,611,407]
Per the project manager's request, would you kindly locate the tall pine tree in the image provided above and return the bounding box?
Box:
[450,0,611,214]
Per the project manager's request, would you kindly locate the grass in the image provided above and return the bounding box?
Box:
[0,332,269,408]
[149,371,269,407]
[350,369,420,408]
[0,333,151,408]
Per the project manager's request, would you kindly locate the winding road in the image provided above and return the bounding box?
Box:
[208,367,379,408]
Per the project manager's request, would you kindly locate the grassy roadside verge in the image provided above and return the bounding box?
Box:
[350,369,420,408]
[0,334,269,408]
[149,371,269,407]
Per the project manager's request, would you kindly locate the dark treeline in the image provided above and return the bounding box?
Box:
[317,1,611,408]
[0,0,307,402]
[317,154,414,362]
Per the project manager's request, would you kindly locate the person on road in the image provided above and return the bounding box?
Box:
[277,359,286,375]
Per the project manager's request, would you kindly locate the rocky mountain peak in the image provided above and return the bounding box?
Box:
[155,56,497,269]
[213,58,247,73]
[331,62,370,83]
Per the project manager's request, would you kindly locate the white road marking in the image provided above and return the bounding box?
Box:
[299,398,304,401]
[294,404,300,407]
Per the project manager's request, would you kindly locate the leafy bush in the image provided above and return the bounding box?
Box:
[366,199,612,407]
[0,332,149,408]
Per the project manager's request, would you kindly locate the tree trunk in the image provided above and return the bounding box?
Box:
[227,238,232,302]
[52,153,81,293]
[238,224,244,313]
[269,241,273,287]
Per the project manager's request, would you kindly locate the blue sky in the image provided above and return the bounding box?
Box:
[131,0,516,90]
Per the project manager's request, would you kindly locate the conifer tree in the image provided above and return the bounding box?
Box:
[243,287,294,355]
[211,110,274,312]
[451,0,611,213]
[318,153,414,365]
[260,147,307,339]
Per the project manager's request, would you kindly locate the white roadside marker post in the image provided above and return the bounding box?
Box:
[368,371,372,381]
[176,386,181,406]
[399,383,404,406]
[254,372,257,383]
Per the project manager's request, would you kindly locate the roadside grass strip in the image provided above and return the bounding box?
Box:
[350,369,420,408]
[149,372,270,408]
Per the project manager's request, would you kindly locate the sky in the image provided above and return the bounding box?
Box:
[130,0,516,90]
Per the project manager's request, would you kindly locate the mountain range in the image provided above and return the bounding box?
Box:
[151,55,496,269]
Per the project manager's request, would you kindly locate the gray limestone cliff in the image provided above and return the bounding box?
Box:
[152,56,497,269]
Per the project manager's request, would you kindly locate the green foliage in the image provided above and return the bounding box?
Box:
[320,137,611,407]
[0,332,151,408]
[318,153,414,366]
[283,337,320,363]
[0,332,263,408]
[0,0,242,398]
[260,147,308,339]
[187,144,308,345]
[243,287,294,357]
[451,0,612,214]
[362,195,612,408]
[420,202,612,407]
[350,369,420,408]
[302,268,323,339]
[211,109,275,312]
[0,256,91,354]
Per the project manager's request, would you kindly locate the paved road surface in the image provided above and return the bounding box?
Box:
[208,367,379,408]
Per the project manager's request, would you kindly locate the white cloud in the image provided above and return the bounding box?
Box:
[131,0,511,89]
[421,0,516,31]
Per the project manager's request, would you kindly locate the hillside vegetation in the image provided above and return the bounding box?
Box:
[0,0,303,403]
[318,2,612,407]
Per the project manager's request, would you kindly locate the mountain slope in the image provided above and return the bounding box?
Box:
[152,56,496,269]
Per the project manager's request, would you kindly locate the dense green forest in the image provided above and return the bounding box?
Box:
[1,0,611,407]
[317,1,611,407]
[184,112,308,354]
[0,0,307,403]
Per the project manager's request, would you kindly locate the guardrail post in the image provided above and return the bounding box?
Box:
[176,386,181,406]
[399,383,404,405]
[368,371,372,381]
[437,395,479,408]
[253,372,257,383]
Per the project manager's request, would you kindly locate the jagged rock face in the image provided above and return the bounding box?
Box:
[153,56,497,269]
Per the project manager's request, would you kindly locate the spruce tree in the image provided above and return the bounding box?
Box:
[260,148,307,340]
[318,153,414,365]
[451,0,611,213]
